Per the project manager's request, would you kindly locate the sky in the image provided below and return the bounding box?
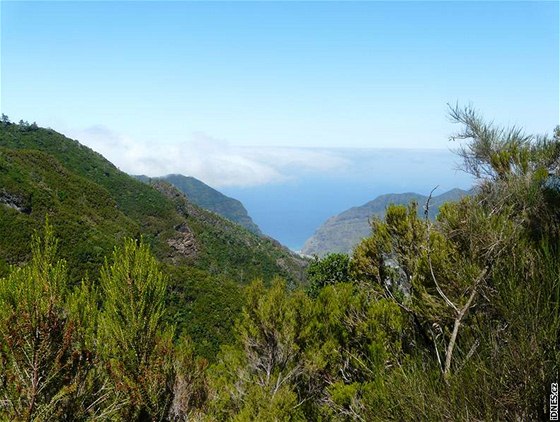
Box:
[1,1,559,248]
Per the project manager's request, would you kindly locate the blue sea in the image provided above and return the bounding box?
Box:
[222,148,474,251]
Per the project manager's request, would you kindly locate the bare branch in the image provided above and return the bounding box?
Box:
[444,267,487,377]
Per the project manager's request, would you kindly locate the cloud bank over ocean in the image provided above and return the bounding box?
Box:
[66,125,354,188]
[65,124,470,191]
[222,148,474,250]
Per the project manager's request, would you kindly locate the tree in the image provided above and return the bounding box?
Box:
[349,201,486,379]
[346,106,560,419]
[168,336,209,421]
[304,283,404,421]
[306,253,350,297]
[209,279,310,421]
[449,104,560,243]
[99,238,176,421]
[0,223,104,420]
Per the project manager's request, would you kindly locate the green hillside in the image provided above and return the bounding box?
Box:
[156,174,262,235]
[0,123,305,280]
[0,147,139,281]
[0,121,307,358]
[302,188,469,256]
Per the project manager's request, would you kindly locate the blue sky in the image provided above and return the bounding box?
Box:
[2,1,557,155]
[1,1,558,247]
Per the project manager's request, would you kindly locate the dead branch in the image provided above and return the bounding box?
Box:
[444,267,487,377]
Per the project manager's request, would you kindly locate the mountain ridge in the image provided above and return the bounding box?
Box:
[135,174,262,235]
[0,122,305,285]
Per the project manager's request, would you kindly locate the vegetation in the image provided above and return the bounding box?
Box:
[306,252,350,297]
[0,224,206,420]
[0,147,139,281]
[1,109,558,420]
[0,119,307,359]
[302,188,469,257]
[0,121,305,287]
[142,174,262,235]
[0,223,98,420]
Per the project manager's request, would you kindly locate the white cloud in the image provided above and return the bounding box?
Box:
[63,126,350,188]
[241,147,350,173]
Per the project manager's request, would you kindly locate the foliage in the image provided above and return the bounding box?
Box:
[302,188,469,257]
[99,238,176,420]
[342,107,560,419]
[302,284,405,420]
[169,336,209,421]
[156,174,262,235]
[207,279,406,421]
[0,228,212,421]
[208,279,310,421]
[166,265,245,360]
[0,123,307,287]
[306,253,350,297]
[0,222,116,421]
[0,147,137,282]
[152,179,307,287]
[1,122,308,362]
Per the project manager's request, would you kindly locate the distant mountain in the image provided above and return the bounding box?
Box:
[302,188,470,257]
[135,174,262,235]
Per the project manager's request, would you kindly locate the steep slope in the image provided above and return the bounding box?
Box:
[0,147,139,281]
[302,188,469,257]
[149,179,306,285]
[0,122,305,284]
[137,174,262,235]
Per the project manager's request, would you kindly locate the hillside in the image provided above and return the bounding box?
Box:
[0,147,139,281]
[0,121,307,357]
[136,174,262,235]
[302,188,469,256]
[0,123,305,282]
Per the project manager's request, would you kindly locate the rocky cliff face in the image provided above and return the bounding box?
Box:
[0,189,30,214]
